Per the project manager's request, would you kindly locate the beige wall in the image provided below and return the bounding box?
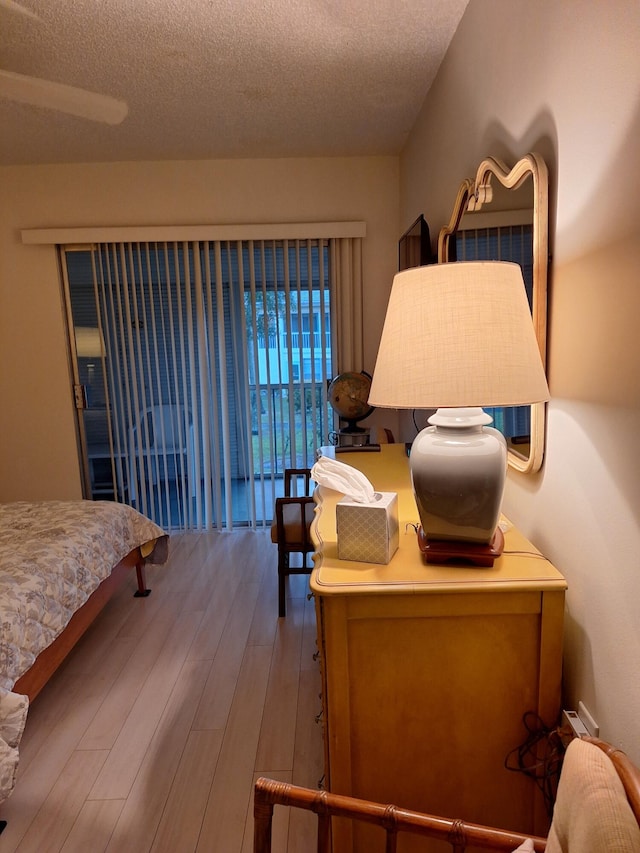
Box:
[0,157,399,500]
[400,0,640,759]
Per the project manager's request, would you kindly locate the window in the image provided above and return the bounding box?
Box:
[64,238,341,530]
[455,223,534,440]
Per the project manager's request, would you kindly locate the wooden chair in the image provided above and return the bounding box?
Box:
[371,426,396,444]
[270,469,315,617]
[128,403,195,500]
[254,737,640,852]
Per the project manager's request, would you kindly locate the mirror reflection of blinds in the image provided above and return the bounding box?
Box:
[65,238,339,531]
[455,224,533,440]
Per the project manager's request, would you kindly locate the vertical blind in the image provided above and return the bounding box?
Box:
[65,236,363,531]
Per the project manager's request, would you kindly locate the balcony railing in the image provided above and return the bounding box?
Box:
[257,331,331,349]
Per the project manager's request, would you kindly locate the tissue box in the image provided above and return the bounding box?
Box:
[337,492,399,564]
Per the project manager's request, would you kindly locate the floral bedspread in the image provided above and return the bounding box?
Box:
[0,500,167,805]
[0,500,168,693]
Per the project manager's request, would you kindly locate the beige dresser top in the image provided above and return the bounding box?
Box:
[310,444,567,596]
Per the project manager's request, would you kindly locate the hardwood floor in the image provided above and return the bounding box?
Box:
[1,530,324,852]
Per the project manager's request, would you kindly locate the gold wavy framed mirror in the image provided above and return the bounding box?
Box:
[438,153,549,473]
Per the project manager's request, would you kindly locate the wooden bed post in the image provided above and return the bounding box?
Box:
[253,780,275,853]
[134,559,151,597]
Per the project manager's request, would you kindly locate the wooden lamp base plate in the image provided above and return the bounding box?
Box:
[417,526,504,567]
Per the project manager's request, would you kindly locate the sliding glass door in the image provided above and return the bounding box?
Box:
[62,238,335,531]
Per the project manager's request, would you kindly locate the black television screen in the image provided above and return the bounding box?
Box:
[398,214,434,271]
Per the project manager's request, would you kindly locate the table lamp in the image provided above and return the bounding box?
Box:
[74,326,105,359]
[368,261,549,566]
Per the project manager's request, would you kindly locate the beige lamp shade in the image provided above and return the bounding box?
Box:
[368,261,549,410]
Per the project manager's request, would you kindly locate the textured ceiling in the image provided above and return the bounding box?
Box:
[0,0,469,166]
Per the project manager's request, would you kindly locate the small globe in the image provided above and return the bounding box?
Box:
[328,371,374,429]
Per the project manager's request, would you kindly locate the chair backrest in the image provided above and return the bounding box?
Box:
[134,404,191,450]
[273,496,316,550]
[545,737,640,853]
[587,737,640,825]
[284,468,312,497]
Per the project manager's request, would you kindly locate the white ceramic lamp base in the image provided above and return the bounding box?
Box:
[410,407,507,548]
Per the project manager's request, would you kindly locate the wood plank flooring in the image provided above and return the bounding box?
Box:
[0,530,324,852]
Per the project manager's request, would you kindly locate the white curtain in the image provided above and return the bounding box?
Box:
[67,236,363,531]
[331,237,364,373]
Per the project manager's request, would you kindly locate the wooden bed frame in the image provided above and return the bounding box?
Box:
[12,548,150,703]
[254,737,640,852]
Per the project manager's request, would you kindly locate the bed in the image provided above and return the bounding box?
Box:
[0,499,168,811]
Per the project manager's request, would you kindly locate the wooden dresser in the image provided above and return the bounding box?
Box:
[310,444,566,852]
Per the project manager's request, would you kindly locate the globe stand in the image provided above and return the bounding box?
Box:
[336,422,371,448]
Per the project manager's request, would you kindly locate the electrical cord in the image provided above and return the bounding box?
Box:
[502,550,548,559]
[504,711,566,817]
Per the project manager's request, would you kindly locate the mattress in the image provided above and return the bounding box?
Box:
[0,500,167,692]
[0,500,168,805]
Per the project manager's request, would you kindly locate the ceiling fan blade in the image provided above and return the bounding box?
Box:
[0,0,40,21]
[0,69,128,125]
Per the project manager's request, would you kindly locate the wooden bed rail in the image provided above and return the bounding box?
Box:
[253,777,547,853]
[254,737,640,852]
[13,548,149,702]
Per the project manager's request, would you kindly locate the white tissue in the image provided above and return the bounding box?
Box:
[310,456,376,503]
